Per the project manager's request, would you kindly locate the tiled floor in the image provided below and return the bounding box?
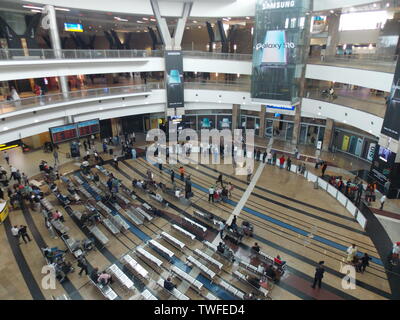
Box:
[0,135,398,300]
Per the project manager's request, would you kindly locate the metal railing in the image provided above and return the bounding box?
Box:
[184,79,251,91]
[0,83,161,115]
[0,48,164,61]
[0,48,253,61]
[309,54,398,73]
[305,87,386,118]
[182,50,252,61]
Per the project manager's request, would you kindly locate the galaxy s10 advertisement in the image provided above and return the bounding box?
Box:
[251,0,311,104]
[165,51,184,108]
[381,58,400,139]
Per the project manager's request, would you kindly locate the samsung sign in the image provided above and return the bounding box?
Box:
[262,1,295,10]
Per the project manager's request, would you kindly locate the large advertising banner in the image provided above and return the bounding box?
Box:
[165,51,184,109]
[381,55,400,139]
[251,0,311,104]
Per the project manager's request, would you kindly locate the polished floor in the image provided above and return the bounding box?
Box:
[0,140,397,300]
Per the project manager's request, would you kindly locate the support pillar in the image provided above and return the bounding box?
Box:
[232,104,241,130]
[322,118,334,152]
[326,13,340,57]
[111,118,122,137]
[258,107,265,138]
[45,5,68,98]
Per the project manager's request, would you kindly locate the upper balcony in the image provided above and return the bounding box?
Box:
[308,54,398,74]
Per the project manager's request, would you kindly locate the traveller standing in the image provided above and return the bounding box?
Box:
[53,149,59,165]
[170,169,175,184]
[262,150,267,163]
[247,167,252,182]
[179,166,185,181]
[286,157,292,171]
[18,225,31,244]
[357,253,371,273]
[22,172,28,186]
[380,195,387,210]
[384,180,391,195]
[208,185,215,203]
[11,225,21,245]
[10,86,20,101]
[279,155,285,169]
[272,152,277,166]
[356,182,363,205]
[322,162,328,177]
[78,256,89,276]
[311,261,325,289]
[216,173,224,188]
[346,244,358,264]
[3,151,9,165]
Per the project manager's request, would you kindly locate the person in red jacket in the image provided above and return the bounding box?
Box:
[279,155,285,169]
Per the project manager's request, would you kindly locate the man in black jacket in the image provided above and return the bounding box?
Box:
[311,261,325,289]
[164,277,176,291]
[18,225,31,244]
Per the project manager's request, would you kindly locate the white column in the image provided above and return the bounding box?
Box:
[172,2,192,50]
[45,5,69,98]
[150,0,172,50]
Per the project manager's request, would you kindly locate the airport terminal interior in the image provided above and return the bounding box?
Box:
[0,0,400,301]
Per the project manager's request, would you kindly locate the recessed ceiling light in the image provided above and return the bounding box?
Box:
[246,16,250,20]
[150,18,156,22]
[137,20,143,23]
[22,5,43,10]
[193,20,197,23]
[3,127,8,131]
[55,7,70,11]
[142,17,149,21]
[31,9,42,13]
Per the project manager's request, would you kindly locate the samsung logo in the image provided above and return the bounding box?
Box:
[262,1,295,10]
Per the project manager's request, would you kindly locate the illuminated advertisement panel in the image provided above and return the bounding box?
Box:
[64,23,83,32]
[251,0,311,104]
[165,51,184,108]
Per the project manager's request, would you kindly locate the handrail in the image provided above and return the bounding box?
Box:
[0,83,161,115]
[0,48,163,60]
[182,50,252,61]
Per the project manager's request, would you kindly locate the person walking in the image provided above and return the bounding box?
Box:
[380,195,387,210]
[384,180,391,195]
[247,167,252,182]
[216,173,224,188]
[357,253,371,273]
[346,244,358,264]
[3,151,9,165]
[321,162,328,177]
[279,155,285,169]
[262,150,267,163]
[22,172,29,186]
[15,170,21,185]
[11,225,21,245]
[311,261,325,289]
[272,152,277,166]
[77,256,89,276]
[286,157,292,171]
[18,225,31,244]
[179,166,185,181]
[356,182,363,205]
[170,169,175,184]
[208,185,215,203]
[53,149,59,165]
[83,140,88,152]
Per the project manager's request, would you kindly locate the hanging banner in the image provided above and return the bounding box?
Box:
[165,51,184,108]
[381,55,400,139]
[251,0,311,104]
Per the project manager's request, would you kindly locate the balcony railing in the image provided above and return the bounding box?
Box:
[184,80,251,91]
[309,54,398,73]
[182,51,252,61]
[305,87,386,118]
[0,83,162,115]
[0,49,164,61]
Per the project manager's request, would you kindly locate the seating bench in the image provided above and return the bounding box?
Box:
[141,289,158,300]
[89,278,118,300]
[205,292,219,300]
[111,214,130,231]
[107,264,134,290]
[135,207,153,221]
[183,217,207,233]
[123,254,149,280]
[102,219,120,235]
[156,278,189,300]
[171,266,203,291]
[187,256,216,279]
[125,208,144,225]
[238,260,260,275]
[149,239,174,259]
[233,270,270,297]
[172,224,195,240]
[219,280,244,300]
[194,249,223,270]
[161,232,185,250]
[88,225,109,246]
[136,247,163,267]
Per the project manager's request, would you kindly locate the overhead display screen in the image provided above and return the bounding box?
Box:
[77,119,100,137]
[381,58,400,139]
[50,124,78,144]
[165,51,184,108]
[251,0,311,104]
[64,23,83,32]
